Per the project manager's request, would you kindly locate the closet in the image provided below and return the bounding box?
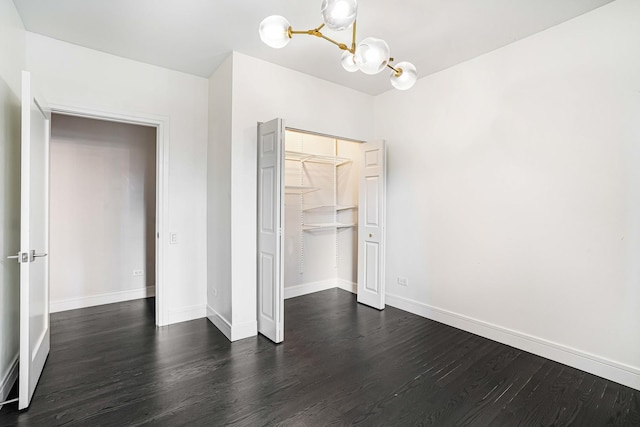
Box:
[283,130,360,298]
[257,118,386,344]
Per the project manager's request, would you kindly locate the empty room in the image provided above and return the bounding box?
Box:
[0,0,638,425]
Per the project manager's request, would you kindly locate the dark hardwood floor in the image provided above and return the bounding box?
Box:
[1,289,638,426]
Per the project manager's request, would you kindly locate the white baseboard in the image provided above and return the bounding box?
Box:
[284,279,337,299]
[206,305,257,342]
[207,305,232,341]
[167,304,206,325]
[0,353,18,407]
[337,279,357,294]
[385,293,640,391]
[231,320,257,341]
[50,286,156,313]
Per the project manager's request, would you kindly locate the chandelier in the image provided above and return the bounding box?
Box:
[258,0,418,90]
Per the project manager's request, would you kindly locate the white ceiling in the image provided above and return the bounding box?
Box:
[13,0,613,95]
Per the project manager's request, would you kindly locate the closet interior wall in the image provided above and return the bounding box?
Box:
[283,131,360,297]
[336,140,359,290]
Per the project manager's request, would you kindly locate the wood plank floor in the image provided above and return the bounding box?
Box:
[1,289,638,426]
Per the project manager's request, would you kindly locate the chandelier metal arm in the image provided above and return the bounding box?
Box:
[387,64,403,77]
[351,21,357,53]
[288,20,358,54]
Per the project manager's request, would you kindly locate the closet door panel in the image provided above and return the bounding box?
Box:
[257,119,284,343]
[357,141,386,310]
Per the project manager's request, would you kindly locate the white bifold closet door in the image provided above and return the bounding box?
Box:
[257,119,285,343]
[18,71,51,410]
[357,140,387,310]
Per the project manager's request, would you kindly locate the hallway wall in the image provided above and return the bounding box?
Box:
[49,114,156,312]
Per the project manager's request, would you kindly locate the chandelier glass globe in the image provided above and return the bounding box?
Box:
[259,15,291,49]
[354,37,390,75]
[389,61,418,90]
[340,51,359,72]
[321,0,357,31]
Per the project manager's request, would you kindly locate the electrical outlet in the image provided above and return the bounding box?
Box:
[133,269,144,277]
[398,276,408,286]
[170,232,178,244]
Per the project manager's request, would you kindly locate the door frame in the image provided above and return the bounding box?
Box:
[48,103,170,327]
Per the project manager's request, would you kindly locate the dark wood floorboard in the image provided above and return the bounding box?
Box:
[0,289,638,426]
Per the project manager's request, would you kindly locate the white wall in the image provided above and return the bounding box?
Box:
[207,52,374,340]
[49,114,156,312]
[207,55,233,328]
[374,0,640,389]
[0,0,24,402]
[26,33,209,325]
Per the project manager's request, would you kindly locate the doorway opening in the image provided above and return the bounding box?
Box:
[48,108,167,326]
[257,119,387,344]
[49,113,156,317]
[283,129,360,299]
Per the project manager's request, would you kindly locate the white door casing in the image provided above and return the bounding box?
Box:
[257,119,285,343]
[357,140,387,310]
[18,71,51,410]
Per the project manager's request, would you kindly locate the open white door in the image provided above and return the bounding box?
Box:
[17,71,51,410]
[357,140,386,310]
[257,119,285,343]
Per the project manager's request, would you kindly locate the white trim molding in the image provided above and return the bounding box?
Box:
[0,353,18,407]
[207,305,232,340]
[231,320,258,341]
[283,280,357,300]
[337,279,357,294]
[284,279,338,299]
[50,286,155,313]
[207,305,257,342]
[167,304,206,325]
[385,293,640,391]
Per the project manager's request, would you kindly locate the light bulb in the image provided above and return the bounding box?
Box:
[354,37,390,75]
[389,61,417,90]
[259,15,291,49]
[340,51,358,72]
[321,0,357,31]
